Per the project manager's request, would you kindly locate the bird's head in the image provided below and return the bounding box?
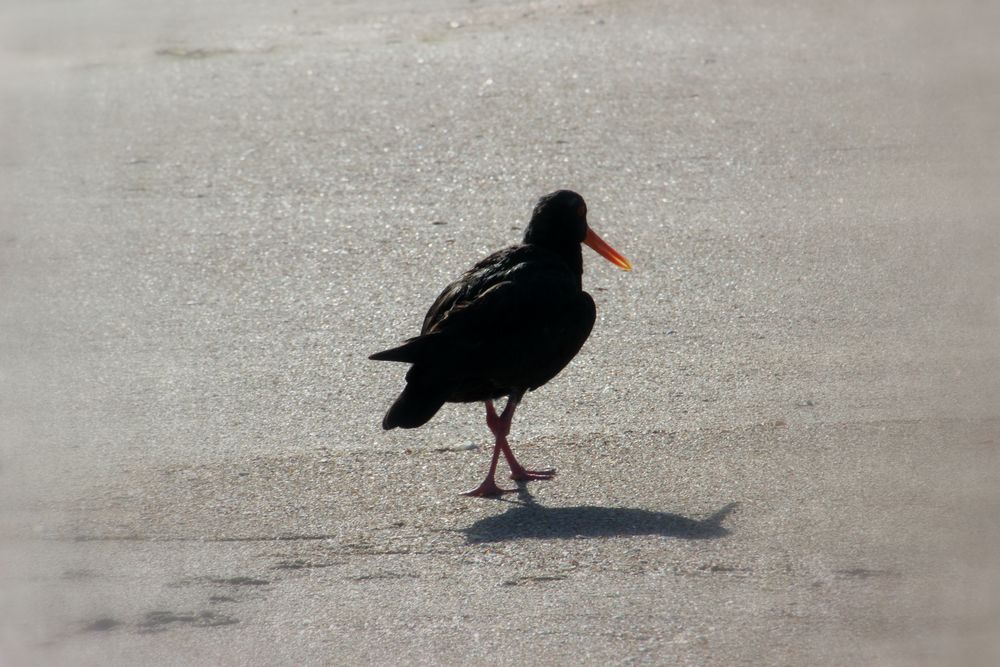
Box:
[524,190,632,271]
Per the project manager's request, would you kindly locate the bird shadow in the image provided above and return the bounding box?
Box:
[462,486,737,544]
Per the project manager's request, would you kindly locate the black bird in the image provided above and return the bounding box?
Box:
[370,190,631,496]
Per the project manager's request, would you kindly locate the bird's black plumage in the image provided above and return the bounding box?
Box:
[370,190,603,430]
[371,190,631,496]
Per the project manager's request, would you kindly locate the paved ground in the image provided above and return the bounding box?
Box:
[1,0,998,664]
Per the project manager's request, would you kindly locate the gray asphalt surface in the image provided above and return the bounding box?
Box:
[2,0,999,664]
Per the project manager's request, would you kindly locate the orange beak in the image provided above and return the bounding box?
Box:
[584,227,633,271]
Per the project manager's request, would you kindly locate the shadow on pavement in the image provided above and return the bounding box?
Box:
[463,486,737,543]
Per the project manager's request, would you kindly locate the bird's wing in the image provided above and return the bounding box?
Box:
[370,269,522,365]
[374,245,595,395]
[420,247,520,335]
[369,279,517,364]
[418,270,596,392]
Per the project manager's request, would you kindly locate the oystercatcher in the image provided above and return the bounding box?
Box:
[370,190,631,496]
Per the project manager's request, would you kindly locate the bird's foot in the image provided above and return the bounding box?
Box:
[461,478,517,498]
[508,465,556,482]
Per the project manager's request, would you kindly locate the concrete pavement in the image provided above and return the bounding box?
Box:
[2,0,998,664]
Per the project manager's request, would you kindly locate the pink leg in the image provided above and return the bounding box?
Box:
[489,396,556,482]
[462,400,516,497]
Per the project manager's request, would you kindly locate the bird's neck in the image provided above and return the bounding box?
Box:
[563,243,584,280]
[530,241,583,284]
[522,223,584,284]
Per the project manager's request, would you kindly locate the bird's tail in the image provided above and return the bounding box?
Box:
[381,380,448,430]
[369,334,439,364]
